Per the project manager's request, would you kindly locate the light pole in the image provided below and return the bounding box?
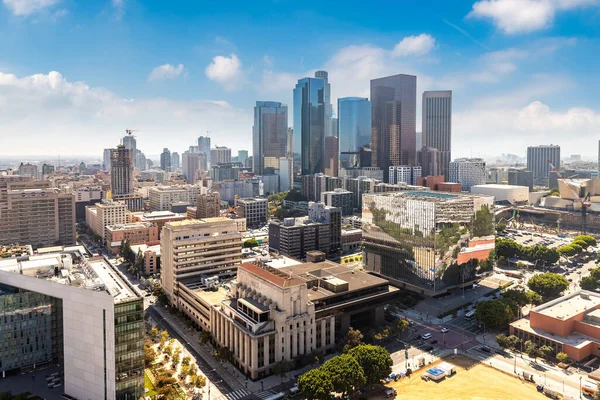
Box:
[580,376,582,399]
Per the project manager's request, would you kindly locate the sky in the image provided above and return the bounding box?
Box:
[0,0,599,160]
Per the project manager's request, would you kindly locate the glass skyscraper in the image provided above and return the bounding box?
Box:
[252,101,288,175]
[294,74,328,176]
[337,97,371,169]
[422,90,452,180]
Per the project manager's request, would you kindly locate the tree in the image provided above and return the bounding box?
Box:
[575,235,597,247]
[144,345,157,367]
[496,220,507,233]
[188,364,197,376]
[298,367,334,400]
[120,239,133,260]
[199,331,212,345]
[171,351,180,367]
[179,364,190,380]
[243,238,259,248]
[581,276,599,291]
[472,205,495,237]
[190,374,206,389]
[548,188,560,196]
[163,345,172,357]
[271,360,292,382]
[181,355,191,366]
[506,335,521,350]
[159,330,169,348]
[393,318,410,335]
[495,334,509,349]
[348,345,392,385]
[150,327,159,340]
[213,346,232,363]
[525,291,543,306]
[524,340,539,361]
[475,300,515,330]
[343,327,364,352]
[321,354,366,396]
[528,273,569,300]
[556,352,569,364]
[156,385,178,399]
[539,345,554,361]
[502,289,529,307]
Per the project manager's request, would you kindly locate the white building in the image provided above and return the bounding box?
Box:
[449,158,486,191]
[279,157,293,192]
[216,181,254,202]
[389,165,421,185]
[148,185,206,211]
[470,184,529,204]
[85,200,131,240]
[256,174,279,195]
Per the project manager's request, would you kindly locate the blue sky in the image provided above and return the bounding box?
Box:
[1,0,599,160]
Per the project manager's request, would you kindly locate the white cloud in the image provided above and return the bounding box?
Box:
[205,54,243,91]
[3,0,59,16]
[0,70,253,155]
[215,36,234,46]
[260,70,298,94]
[517,100,600,132]
[470,48,527,83]
[148,64,185,81]
[111,0,124,20]
[392,34,436,57]
[263,55,274,67]
[468,0,598,34]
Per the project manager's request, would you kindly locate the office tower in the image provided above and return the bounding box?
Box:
[122,133,137,167]
[314,70,333,137]
[294,76,327,175]
[527,145,560,181]
[279,157,293,191]
[308,202,342,253]
[148,185,206,211]
[195,192,221,218]
[0,247,144,399]
[287,127,294,158]
[417,147,440,177]
[422,90,452,180]
[198,135,211,165]
[160,148,172,172]
[182,151,206,184]
[18,163,38,179]
[449,158,486,191]
[235,197,268,227]
[110,145,134,196]
[389,165,421,185]
[103,148,112,171]
[324,136,339,177]
[269,217,331,258]
[252,101,288,175]
[171,152,180,169]
[338,97,372,169]
[359,146,372,168]
[211,146,232,165]
[211,163,240,182]
[237,150,249,166]
[508,168,534,192]
[416,131,422,151]
[371,74,417,181]
[160,218,242,301]
[78,162,86,174]
[42,163,55,177]
[301,174,342,202]
[321,188,354,216]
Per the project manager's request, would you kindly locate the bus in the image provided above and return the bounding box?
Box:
[504,271,523,278]
[465,310,476,320]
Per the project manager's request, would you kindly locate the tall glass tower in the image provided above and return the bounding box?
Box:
[294,74,328,176]
[252,101,288,175]
[337,97,371,169]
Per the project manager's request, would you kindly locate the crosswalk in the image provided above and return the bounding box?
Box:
[223,388,276,400]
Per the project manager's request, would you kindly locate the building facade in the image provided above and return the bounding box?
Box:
[253,101,288,175]
[321,188,354,216]
[211,147,232,165]
[324,136,339,178]
[198,136,211,166]
[105,222,159,254]
[337,97,372,169]
[527,145,560,181]
[235,197,268,228]
[269,217,330,259]
[449,158,486,191]
[195,192,221,219]
[148,185,206,211]
[389,165,422,185]
[507,169,534,192]
[301,174,342,202]
[422,90,452,180]
[85,200,131,241]
[110,145,134,196]
[308,202,342,254]
[160,148,172,172]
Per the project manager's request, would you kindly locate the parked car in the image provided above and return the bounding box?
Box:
[480,345,491,353]
[421,333,432,340]
[431,339,438,344]
[440,327,449,333]
[385,388,397,398]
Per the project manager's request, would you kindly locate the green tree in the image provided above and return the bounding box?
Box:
[472,205,495,237]
[502,289,529,307]
[505,335,521,350]
[150,327,159,340]
[581,276,599,291]
[272,360,292,382]
[525,291,543,306]
[144,344,157,367]
[199,331,212,345]
[539,345,554,361]
[190,374,206,389]
[575,235,597,247]
[527,272,569,300]
[181,355,191,366]
[298,367,334,400]
[496,220,507,233]
[348,344,393,385]
[393,318,410,334]
[343,327,364,353]
[548,188,560,196]
[556,352,569,364]
[179,364,190,380]
[159,330,169,348]
[243,238,259,248]
[495,334,509,349]
[171,351,180,367]
[475,300,515,330]
[524,340,539,361]
[163,345,172,357]
[321,354,366,396]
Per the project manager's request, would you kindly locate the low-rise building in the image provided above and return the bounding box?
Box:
[105,222,159,254]
[235,197,268,228]
[132,210,186,237]
[470,184,529,205]
[148,185,206,211]
[85,200,131,241]
[342,228,362,252]
[131,243,161,275]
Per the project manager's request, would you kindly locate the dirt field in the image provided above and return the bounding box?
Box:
[387,355,547,400]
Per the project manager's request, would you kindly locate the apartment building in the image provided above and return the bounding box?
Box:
[235,197,268,228]
[131,210,186,237]
[449,158,486,191]
[148,185,206,211]
[321,188,354,216]
[268,217,330,259]
[105,222,160,254]
[195,192,221,218]
[308,202,342,254]
[85,200,131,241]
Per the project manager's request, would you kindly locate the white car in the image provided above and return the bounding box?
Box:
[440,327,449,333]
[421,333,432,340]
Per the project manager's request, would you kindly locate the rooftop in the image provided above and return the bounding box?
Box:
[136,210,185,220]
[106,222,155,231]
[471,184,528,190]
[511,317,600,348]
[533,291,600,320]
[167,217,230,228]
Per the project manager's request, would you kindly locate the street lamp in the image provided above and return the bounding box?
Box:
[580,376,582,399]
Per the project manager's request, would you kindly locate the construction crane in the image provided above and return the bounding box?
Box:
[125,129,139,136]
[546,159,592,233]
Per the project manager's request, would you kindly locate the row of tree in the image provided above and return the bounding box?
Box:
[297,345,393,400]
[557,235,596,257]
[495,238,559,264]
[495,334,567,363]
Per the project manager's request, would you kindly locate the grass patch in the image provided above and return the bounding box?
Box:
[145,371,157,397]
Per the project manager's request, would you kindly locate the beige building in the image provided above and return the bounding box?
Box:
[195,192,221,218]
[85,200,131,241]
[148,185,206,211]
[160,218,242,303]
[105,222,159,254]
[235,197,268,227]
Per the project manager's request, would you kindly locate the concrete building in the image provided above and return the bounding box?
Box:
[0,187,75,249]
[256,174,279,195]
[321,188,354,216]
[269,217,330,259]
[308,202,342,254]
[324,136,339,177]
[171,152,180,170]
[0,248,144,399]
[160,218,242,303]
[211,163,240,182]
[527,145,560,181]
[198,136,211,165]
[132,210,185,237]
[209,260,398,379]
[211,146,232,165]
[148,185,206,211]
[215,181,254,203]
[437,182,462,192]
[279,158,293,192]
[73,186,104,220]
[195,192,221,219]
[131,243,161,276]
[160,148,172,172]
[85,200,130,241]
[362,191,494,296]
[301,174,342,202]
[507,168,535,192]
[253,101,288,175]
[371,74,417,181]
[182,151,207,184]
[110,145,134,196]
[449,158,486,191]
[235,197,268,228]
[510,291,600,362]
[389,165,422,185]
[342,228,362,252]
[470,184,529,205]
[422,90,452,180]
[17,163,38,179]
[105,222,159,254]
[417,147,439,178]
[417,175,444,191]
[42,163,55,178]
[340,167,384,180]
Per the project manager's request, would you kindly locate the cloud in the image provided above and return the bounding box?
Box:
[260,70,299,94]
[2,0,59,16]
[516,100,600,132]
[205,54,243,91]
[470,48,527,83]
[215,36,234,46]
[468,0,598,34]
[392,34,436,57]
[111,0,124,20]
[263,55,274,67]
[148,64,185,81]
[0,70,253,155]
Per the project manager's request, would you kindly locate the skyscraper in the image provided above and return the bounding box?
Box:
[371,74,417,182]
[422,90,452,180]
[160,148,172,172]
[315,70,333,137]
[122,133,137,167]
[198,135,211,165]
[324,136,339,177]
[110,145,134,196]
[337,97,371,169]
[252,101,288,175]
[103,148,112,171]
[294,73,328,175]
[171,152,180,169]
[182,151,205,184]
[237,150,249,165]
[527,145,560,181]
[211,146,232,165]
[287,127,294,158]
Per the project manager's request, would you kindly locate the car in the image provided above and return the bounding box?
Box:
[568,278,573,282]
[430,339,438,344]
[480,345,491,353]
[385,388,397,398]
[440,327,449,333]
[424,345,435,352]
[421,333,432,340]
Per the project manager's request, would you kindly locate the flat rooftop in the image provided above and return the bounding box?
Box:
[511,318,600,349]
[106,222,154,231]
[168,217,230,227]
[534,291,600,321]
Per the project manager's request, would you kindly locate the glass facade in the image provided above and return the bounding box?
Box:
[337,97,371,169]
[114,298,144,400]
[294,77,326,176]
[252,101,288,175]
[362,192,494,293]
[0,284,63,373]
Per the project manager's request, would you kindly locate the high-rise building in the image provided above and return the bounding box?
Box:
[148,185,206,211]
[122,134,136,154]
[338,97,372,169]
[211,146,232,165]
[389,165,422,185]
[417,147,440,177]
[41,163,55,178]
[171,152,180,169]
[308,202,342,254]
[422,90,452,180]
[416,131,422,151]
[508,168,534,192]
[182,151,207,184]
[287,127,294,158]
[252,101,288,175]
[211,163,240,182]
[17,163,38,179]
[237,150,249,166]
[160,148,172,172]
[235,197,268,227]
[301,174,342,202]
[294,74,329,175]
[371,74,417,181]
[449,158,486,191]
[279,157,293,192]
[527,145,560,181]
[315,70,333,137]
[103,148,112,171]
[135,149,146,171]
[160,218,242,302]
[198,136,211,165]
[324,136,339,177]
[321,188,354,216]
[195,192,221,219]
[269,217,330,259]
[110,145,134,196]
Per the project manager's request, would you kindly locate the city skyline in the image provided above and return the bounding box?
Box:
[0,1,599,158]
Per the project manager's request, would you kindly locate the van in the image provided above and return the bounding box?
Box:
[421,333,432,340]
[582,384,597,396]
[288,386,300,398]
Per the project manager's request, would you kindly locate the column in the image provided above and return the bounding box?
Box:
[292,329,298,358]
[330,316,336,346]
[264,335,270,366]
[321,319,326,348]
[251,338,259,373]
[245,334,251,367]
[299,329,305,355]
